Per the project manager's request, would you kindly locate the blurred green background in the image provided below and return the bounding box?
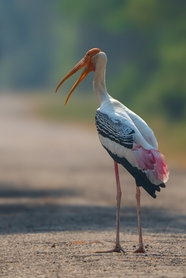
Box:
[0,0,186,167]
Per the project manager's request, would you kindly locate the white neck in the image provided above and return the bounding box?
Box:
[93,54,110,104]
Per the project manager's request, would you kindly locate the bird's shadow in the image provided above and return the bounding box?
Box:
[0,182,185,235]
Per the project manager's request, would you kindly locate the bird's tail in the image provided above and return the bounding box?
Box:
[134,173,165,198]
[133,147,169,185]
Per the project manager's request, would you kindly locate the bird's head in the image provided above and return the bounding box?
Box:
[55,48,101,104]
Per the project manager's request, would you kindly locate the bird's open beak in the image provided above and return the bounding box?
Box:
[55,48,101,105]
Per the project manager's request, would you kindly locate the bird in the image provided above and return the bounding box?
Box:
[55,48,169,253]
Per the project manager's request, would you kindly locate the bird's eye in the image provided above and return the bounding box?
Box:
[87,52,90,56]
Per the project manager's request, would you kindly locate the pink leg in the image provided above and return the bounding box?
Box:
[113,161,124,252]
[95,161,124,253]
[134,186,145,253]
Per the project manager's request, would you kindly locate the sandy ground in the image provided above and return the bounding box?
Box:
[0,93,185,278]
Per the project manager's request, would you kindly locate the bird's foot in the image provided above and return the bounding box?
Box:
[95,244,125,254]
[134,244,145,253]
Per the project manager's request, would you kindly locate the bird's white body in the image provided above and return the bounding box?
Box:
[93,52,168,192]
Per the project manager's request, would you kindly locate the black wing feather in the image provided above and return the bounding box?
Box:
[95,111,135,149]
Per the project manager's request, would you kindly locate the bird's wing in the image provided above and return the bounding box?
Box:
[124,107,158,149]
[95,110,169,186]
[103,96,158,149]
[95,110,135,150]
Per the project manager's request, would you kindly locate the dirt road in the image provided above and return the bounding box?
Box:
[0,94,185,277]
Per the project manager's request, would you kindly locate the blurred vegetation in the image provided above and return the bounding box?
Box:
[0,0,79,89]
[1,0,186,124]
[61,0,186,122]
[1,0,185,167]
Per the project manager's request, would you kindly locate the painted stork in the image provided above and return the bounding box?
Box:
[55,48,169,253]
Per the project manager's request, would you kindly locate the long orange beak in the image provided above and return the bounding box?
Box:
[55,48,101,105]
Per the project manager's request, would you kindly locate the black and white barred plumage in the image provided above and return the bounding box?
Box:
[95,110,135,149]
